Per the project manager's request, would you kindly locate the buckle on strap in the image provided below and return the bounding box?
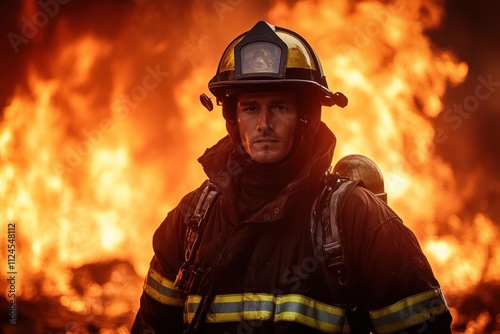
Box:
[174,266,207,292]
[323,241,344,269]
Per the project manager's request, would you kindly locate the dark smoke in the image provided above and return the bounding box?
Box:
[427,0,500,225]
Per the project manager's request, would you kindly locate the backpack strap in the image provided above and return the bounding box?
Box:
[311,171,362,301]
[174,181,219,294]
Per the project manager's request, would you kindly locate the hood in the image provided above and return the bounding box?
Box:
[198,122,336,201]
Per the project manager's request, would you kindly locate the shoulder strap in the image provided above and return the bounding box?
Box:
[184,182,219,261]
[174,181,219,293]
[311,172,361,300]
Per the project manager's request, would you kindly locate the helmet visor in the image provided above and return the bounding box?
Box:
[240,42,282,75]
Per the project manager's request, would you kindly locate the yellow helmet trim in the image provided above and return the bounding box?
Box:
[219,31,317,75]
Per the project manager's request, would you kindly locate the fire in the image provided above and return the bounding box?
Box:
[1,0,499,333]
[424,213,500,292]
[0,29,166,328]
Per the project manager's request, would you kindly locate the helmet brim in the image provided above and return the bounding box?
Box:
[209,79,345,107]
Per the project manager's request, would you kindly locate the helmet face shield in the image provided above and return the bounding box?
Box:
[239,41,283,75]
[234,22,288,79]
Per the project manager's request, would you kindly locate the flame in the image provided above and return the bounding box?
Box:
[1,0,499,332]
[0,29,166,322]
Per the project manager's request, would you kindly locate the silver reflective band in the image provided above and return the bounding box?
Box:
[370,288,449,334]
[184,293,347,333]
[241,42,282,74]
[144,269,186,306]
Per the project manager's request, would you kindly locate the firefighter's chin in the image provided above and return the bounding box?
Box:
[248,141,289,165]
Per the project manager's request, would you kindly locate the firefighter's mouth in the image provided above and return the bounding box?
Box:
[254,138,279,143]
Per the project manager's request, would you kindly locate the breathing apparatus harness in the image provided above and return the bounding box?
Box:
[174,168,369,333]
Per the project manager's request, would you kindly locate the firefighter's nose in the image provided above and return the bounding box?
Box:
[257,109,272,131]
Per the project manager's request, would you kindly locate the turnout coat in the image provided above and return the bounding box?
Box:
[132,123,452,333]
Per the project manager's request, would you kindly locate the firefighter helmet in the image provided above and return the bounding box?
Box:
[206,21,347,110]
[333,154,387,203]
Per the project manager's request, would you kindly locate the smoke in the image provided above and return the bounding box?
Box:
[428,0,500,224]
[0,1,27,112]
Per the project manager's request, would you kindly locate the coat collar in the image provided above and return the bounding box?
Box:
[198,122,336,222]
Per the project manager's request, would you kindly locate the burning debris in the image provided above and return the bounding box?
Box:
[1,259,142,334]
[452,281,500,333]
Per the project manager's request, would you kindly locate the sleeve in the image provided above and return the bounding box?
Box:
[131,184,206,334]
[342,187,453,334]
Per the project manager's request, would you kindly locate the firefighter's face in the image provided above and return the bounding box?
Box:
[236,91,298,164]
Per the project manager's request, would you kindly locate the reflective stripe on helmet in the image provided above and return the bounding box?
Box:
[369,288,449,334]
[143,268,186,306]
[184,293,347,333]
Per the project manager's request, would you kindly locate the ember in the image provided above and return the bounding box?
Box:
[1,0,498,333]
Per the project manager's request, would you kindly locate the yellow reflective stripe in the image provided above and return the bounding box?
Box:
[277,294,343,315]
[370,288,449,334]
[209,293,275,322]
[185,293,346,333]
[274,294,344,332]
[184,294,275,323]
[143,268,185,306]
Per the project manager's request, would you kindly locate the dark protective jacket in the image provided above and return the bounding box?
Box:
[131,123,452,333]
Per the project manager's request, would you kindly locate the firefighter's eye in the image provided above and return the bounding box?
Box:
[241,106,258,113]
[272,105,288,113]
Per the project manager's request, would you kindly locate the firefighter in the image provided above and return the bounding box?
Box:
[131,21,452,333]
